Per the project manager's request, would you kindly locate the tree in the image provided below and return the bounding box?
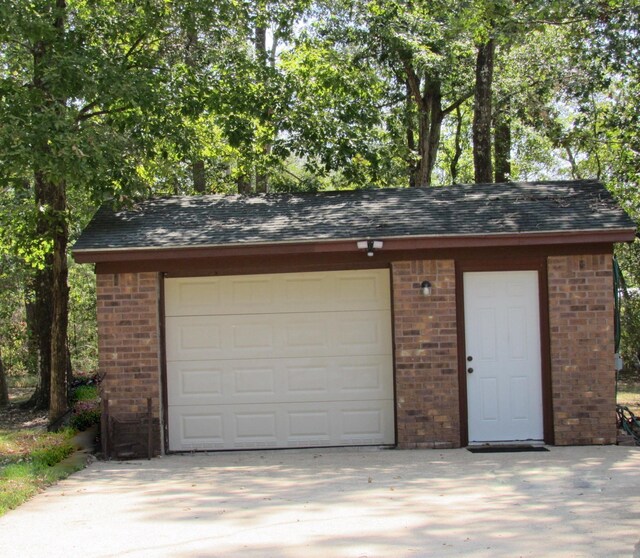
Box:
[473,37,495,183]
[0,0,250,421]
[279,36,399,187]
[1,0,639,419]
[288,0,479,187]
[0,349,7,408]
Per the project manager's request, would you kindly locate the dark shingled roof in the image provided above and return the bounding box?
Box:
[73,180,635,252]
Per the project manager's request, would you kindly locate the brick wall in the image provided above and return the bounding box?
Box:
[93,255,615,456]
[97,272,162,457]
[392,260,460,448]
[548,254,616,445]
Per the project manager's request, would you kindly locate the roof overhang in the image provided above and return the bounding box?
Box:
[73,228,636,264]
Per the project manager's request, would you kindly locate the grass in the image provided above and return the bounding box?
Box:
[0,429,77,516]
[617,379,640,415]
[7,373,38,389]
[0,378,101,516]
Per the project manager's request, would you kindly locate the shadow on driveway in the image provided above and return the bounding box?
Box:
[1,446,639,557]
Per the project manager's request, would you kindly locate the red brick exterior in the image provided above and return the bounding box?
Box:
[94,254,616,455]
[97,272,162,457]
[548,254,616,445]
[391,260,460,448]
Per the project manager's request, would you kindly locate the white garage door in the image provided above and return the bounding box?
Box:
[165,270,395,451]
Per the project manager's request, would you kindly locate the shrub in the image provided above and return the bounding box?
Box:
[71,384,99,403]
[70,399,101,431]
[69,374,102,431]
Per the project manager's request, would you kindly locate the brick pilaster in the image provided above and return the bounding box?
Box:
[97,272,162,456]
[392,260,460,448]
[548,254,616,445]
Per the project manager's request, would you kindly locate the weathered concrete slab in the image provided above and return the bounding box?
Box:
[1,446,639,557]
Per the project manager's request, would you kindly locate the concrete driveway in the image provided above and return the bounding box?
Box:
[1,446,640,557]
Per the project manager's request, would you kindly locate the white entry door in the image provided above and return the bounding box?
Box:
[464,271,544,443]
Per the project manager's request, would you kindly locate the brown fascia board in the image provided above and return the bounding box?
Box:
[72,228,636,265]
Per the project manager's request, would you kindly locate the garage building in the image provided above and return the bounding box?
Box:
[73,180,636,457]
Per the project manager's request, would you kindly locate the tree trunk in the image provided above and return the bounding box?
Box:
[473,38,495,184]
[255,23,270,194]
[27,0,70,422]
[404,65,444,187]
[28,267,53,410]
[192,159,206,193]
[404,58,474,187]
[185,26,207,194]
[237,175,252,194]
[66,345,73,400]
[494,102,511,182]
[450,106,464,184]
[417,78,444,187]
[405,81,417,188]
[0,347,8,408]
[255,25,267,63]
[25,173,55,411]
[49,178,69,424]
[50,0,69,422]
[563,143,582,180]
[24,298,38,377]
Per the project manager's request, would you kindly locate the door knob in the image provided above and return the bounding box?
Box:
[467,367,474,373]
[467,356,473,362]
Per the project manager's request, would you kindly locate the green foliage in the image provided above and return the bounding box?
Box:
[0,254,32,378]
[617,240,640,375]
[0,0,639,416]
[69,400,100,431]
[29,442,73,468]
[68,262,97,374]
[620,295,640,375]
[279,37,406,187]
[70,377,101,430]
[71,384,98,403]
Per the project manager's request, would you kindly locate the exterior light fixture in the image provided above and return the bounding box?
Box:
[421,280,432,296]
[356,240,383,257]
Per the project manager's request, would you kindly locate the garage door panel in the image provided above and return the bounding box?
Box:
[233,366,276,395]
[165,271,390,316]
[341,406,387,440]
[168,400,394,451]
[335,274,384,305]
[179,322,222,352]
[283,276,330,307]
[231,277,276,309]
[165,280,223,317]
[285,363,329,394]
[167,311,391,361]
[178,366,224,398]
[169,409,225,450]
[340,363,385,392]
[235,411,278,443]
[168,355,393,406]
[284,318,329,349]
[165,270,394,451]
[287,410,331,441]
[232,321,275,350]
[336,315,388,352]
